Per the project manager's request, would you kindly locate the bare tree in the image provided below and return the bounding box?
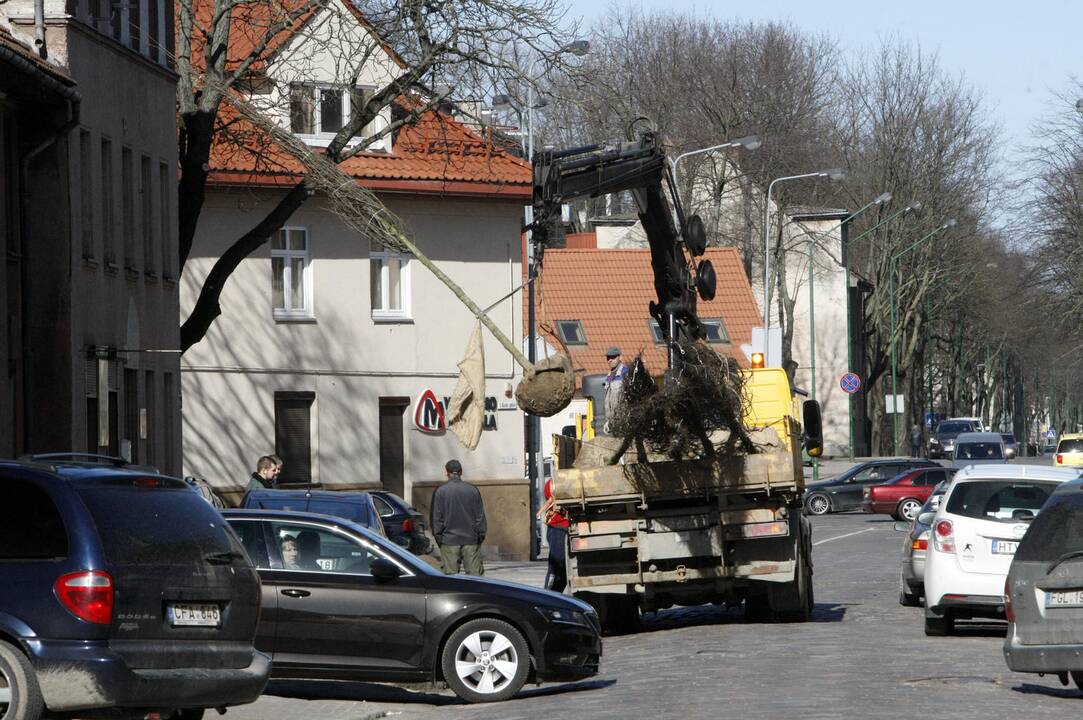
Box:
[176,0,573,351]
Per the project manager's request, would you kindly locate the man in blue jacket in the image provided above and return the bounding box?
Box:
[431,459,487,575]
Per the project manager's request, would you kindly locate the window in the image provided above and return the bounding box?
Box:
[148,0,159,61]
[648,319,665,344]
[271,227,312,319]
[289,83,386,148]
[946,481,1057,523]
[123,368,139,463]
[144,369,155,466]
[141,155,154,274]
[159,161,171,278]
[266,522,384,574]
[122,148,134,269]
[101,139,114,264]
[128,0,141,52]
[555,320,586,346]
[0,478,68,559]
[370,239,410,320]
[275,391,315,485]
[80,130,94,259]
[163,372,175,473]
[701,318,730,344]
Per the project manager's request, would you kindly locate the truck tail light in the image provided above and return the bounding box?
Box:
[933,519,955,554]
[55,570,113,624]
[1004,577,1015,623]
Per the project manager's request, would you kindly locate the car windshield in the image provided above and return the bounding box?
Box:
[332,518,439,576]
[938,421,975,434]
[945,480,1057,523]
[1058,439,1083,453]
[1014,493,1083,562]
[954,442,1003,460]
[1001,434,1015,444]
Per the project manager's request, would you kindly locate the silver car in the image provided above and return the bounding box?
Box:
[951,431,1008,469]
[1004,476,1083,689]
[895,481,950,606]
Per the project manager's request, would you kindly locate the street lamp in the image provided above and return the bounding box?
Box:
[800,190,891,481]
[763,168,846,329]
[888,218,957,455]
[497,40,591,561]
[842,200,922,458]
[669,135,762,198]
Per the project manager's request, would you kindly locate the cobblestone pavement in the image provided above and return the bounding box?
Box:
[230,510,1083,720]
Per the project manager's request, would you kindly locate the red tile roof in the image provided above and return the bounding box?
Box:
[189,0,530,197]
[534,247,760,377]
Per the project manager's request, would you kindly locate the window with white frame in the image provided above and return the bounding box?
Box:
[289,83,387,149]
[370,239,410,321]
[271,228,313,319]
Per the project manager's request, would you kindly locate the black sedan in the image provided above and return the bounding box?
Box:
[222,509,601,703]
[803,459,940,515]
[370,489,433,555]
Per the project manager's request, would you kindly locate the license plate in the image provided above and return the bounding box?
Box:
[167,603,221,627]
[991,540,1019,555]
[1046,590,1083,608]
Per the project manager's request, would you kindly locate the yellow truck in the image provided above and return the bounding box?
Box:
[552,366,820,631]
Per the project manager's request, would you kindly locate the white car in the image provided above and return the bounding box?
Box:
[923,464,1082,635]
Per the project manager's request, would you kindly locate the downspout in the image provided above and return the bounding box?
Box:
[34,0,47,59]
[19,91,81,452]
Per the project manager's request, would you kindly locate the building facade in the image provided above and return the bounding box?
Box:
[1,0,181,467]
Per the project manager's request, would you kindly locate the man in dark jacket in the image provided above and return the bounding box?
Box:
[431,459,486,575]
[244,455,279,501]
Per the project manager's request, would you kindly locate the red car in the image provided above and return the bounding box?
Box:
[862,466,956,521]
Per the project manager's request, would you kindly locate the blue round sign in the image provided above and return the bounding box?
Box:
[840,372,862,394]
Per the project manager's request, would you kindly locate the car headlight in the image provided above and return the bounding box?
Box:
[929,438,940,446]
[536,606,591,627]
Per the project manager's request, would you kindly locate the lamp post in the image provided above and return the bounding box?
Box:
[842,201,922,458]
[494,40,590,561]
[763,169,845,329]
[801,191,891,481]
[888,218,956,455]
[669,135,762,199]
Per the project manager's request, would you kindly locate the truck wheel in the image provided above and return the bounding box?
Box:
[441,618,529,703]
[805,494,831,516]
[743,587,772,622]
[772,535,813,622]
[0,640,43,720]
[604,596,640,635]
[896,498,922,522]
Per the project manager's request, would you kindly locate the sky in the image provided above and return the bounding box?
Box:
[565,0,1082,167]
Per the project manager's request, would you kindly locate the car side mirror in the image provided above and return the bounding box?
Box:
[893,521,911,532]
[916,512,935,526]
[802,400,823,458]
[371,558,404,581]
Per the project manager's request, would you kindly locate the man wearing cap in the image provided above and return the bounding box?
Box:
[603,346,628,431]
[430,459,487,575]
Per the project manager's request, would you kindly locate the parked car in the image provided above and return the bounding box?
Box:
[1054,433,1083,468]
[1004,475,1083,688]
[1000,434,1019,460]
[863,466,957,521]
[950,432,1009,469]
[370,490,433,555]
[928,418,983,459]
[922,464,1081,635]
[894,481,951,606]
[221,509,601,703]
[803,459,939,515]
[243,489,387,537]
[0,454,269,720]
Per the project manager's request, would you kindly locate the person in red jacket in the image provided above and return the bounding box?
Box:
[538,477,570,592]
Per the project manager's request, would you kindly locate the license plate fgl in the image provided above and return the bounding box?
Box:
[167,603,221,627]
[1046,590,1083,608]
[991,540,1018,555]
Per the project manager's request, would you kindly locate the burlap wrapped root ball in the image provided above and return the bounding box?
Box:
[515,353,575,417]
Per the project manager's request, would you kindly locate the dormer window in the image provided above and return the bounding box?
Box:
[289,83,388,151]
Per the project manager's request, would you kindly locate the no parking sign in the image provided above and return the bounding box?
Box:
[840,372,862,394]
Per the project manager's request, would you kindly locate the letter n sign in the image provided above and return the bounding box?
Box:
[413,389,446,432]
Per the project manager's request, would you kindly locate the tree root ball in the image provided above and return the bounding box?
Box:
[515,353,575,417]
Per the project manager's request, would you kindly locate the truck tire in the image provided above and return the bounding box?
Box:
[771,535,814,622]
[576,593,639,635]
[0,640,43,720]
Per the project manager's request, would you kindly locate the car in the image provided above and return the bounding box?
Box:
[895,480,951,606]
[1000,434,1019,460]
[1004,475,1083,688]
[863,466,957,521]
[1054,433,1083,467]
[950,431,1009,469]
[370,489,433,555]
[922,464,1081,635]
[803,459,939,515]
[0,454,269,720]
[243,489,387,537]
[221,509,602,703]
[928,418,983,459]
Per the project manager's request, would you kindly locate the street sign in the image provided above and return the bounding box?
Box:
[886,394,905,415]
[1046,429,1057,439]
[840,372,862,394]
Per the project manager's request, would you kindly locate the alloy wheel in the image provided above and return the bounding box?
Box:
[453,630,520,696]
[806,494,830,515]
[899,499,921,521]
[0,667,9,719]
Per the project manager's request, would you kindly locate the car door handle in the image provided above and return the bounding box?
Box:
[281,588,311,598]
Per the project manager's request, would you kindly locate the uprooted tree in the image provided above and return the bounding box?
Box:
[176,0,574,352]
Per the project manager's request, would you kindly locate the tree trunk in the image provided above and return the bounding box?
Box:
[178,109,217,273]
